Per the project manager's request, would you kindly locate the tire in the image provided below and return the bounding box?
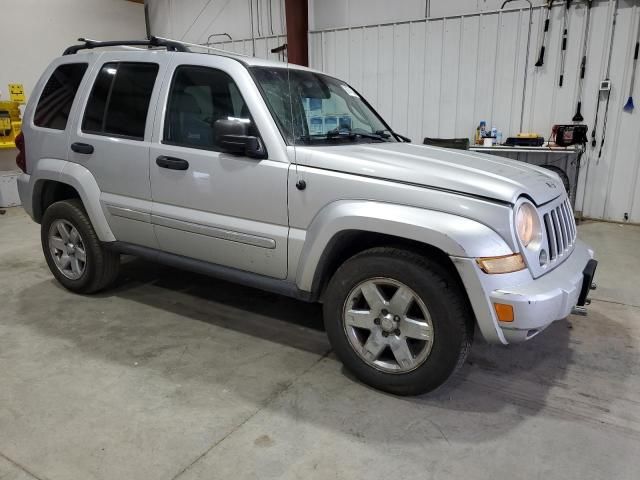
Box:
[41,199,120,294]
[323,247,474,396]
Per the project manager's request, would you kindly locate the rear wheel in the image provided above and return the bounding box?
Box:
[323,247,473,395]
[41,199,120,293]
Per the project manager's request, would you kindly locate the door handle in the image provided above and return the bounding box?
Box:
[156,155,189,170]
[70,142,94,154]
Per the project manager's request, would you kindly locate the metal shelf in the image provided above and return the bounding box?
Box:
[469,144,581,155]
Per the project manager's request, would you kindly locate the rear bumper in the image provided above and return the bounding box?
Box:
[17,173,33,218]
[453,240,596,345]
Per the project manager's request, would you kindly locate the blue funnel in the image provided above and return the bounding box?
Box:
[624,96,635,112]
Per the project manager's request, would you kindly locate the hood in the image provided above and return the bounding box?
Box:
[295,142,564,205]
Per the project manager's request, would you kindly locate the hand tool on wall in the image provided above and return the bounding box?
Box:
[623,14,640,112]
[559,0,572,87]
[535,0,553,67]
[572,0,593,121]
[595,0,619,161]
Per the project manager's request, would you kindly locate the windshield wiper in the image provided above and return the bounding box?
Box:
[326,128,387,142]
[375,129,411,142]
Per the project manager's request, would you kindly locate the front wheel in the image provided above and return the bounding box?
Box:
[41,199,120,294]
[323,247,474,395]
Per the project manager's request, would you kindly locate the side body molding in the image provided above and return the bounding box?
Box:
[295,200,513,292]
[31,159,116,242]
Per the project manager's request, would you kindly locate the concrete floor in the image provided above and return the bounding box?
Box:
[1,207,639,480]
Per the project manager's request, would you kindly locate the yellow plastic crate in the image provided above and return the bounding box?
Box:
[0,84,25,149]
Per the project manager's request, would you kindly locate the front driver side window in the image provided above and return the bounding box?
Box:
[164,65,257,151]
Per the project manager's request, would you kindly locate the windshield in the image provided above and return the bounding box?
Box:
[251,67,397,146]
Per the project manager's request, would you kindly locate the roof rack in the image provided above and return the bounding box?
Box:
[63,36,190,55]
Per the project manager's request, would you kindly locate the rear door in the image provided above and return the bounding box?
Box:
[68,51,170,248]
[148,56,289,279]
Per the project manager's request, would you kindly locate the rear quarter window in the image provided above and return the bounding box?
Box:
[34,63,88,130]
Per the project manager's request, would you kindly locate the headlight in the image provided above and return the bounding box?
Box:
[515,202,541,248]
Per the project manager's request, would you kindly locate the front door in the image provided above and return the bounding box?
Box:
[149,62,289,279]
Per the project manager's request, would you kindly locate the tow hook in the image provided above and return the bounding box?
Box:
[572,306,588,316]
[572,283,597,316]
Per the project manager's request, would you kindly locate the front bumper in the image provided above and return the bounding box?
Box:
[453,239,596,345]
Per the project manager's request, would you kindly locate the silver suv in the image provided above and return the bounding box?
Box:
[16,38,597,395]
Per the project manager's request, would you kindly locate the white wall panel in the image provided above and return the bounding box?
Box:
[407,22,427,137]
[148,0,286,44]
[423,20,443,137]
[0,0,144,98]
[362,27,381,106]
[309,1,640,222]
[208,34,288,60]
[309,0,521,30]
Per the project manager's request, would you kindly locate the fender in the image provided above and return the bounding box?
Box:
[295,200,513,292]
[30,159,116,242]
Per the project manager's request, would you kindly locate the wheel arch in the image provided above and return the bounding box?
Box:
[30,160,115,241]
[33,180,80,222]
[295,200,513,298]
[310,230,466,301]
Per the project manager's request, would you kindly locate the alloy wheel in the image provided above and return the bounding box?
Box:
[342,277,434,373]
[48,219,87,280]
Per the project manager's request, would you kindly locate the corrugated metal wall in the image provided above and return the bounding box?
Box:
[147,0,286,44]
[209,34,288,61]
[308,1,640,222]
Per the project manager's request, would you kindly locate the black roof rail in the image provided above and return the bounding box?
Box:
[63,36,190,55]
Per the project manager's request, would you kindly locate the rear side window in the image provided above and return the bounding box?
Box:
[82,62,158,140]
[34,63,88,130]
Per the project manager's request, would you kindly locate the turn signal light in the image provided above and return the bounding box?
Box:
[476,253,526,274]
[494,303,515,322]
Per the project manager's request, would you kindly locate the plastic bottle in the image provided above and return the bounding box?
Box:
[476,121,487,144]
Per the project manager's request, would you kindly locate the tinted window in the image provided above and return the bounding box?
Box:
[34,63,88,130]
[82,62,158,140]
[164,66,257,150]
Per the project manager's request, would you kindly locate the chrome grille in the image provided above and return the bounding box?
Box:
[542,197,576,261]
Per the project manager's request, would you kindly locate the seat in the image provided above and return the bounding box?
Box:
[169,92,212,147]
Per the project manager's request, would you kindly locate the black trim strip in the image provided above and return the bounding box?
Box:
[151,214,276,249]
[105,241,312,301]
[106,205,150,223]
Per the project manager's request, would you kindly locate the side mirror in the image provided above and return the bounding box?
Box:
[214,119,267,159]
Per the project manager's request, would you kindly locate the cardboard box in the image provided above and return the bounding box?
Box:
[0,170,21,207]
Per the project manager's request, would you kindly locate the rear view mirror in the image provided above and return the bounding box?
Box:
[214,119,266,159]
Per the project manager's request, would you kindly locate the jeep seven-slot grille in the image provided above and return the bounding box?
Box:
[542,198,577,260]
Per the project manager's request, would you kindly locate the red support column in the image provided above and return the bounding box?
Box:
[284,0,308,66]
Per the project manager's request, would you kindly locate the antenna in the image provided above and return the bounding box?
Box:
[286,53,305,190]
